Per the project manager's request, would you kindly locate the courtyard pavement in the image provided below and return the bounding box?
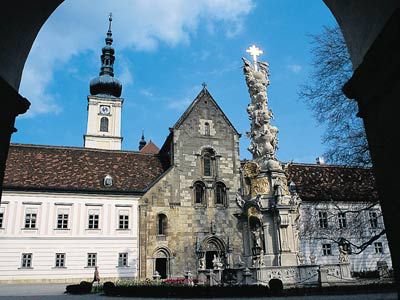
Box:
[0,283,397,299]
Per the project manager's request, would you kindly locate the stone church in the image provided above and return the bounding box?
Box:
[0,17,392,285]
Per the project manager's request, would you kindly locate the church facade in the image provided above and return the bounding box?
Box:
[0,18,393,285]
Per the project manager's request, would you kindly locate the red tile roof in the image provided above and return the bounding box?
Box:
[139,140,160,154]
[286,163,378,202]
[3,144,166,193]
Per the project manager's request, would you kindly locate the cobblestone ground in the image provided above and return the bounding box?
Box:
[0,284,397,300]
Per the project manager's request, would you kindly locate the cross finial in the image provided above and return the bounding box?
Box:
[246,44,263,71]
[108,13,113,31]
[202,82,207,89]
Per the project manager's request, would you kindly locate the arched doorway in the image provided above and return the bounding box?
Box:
[153,247,171,279]
[199,236,226,270]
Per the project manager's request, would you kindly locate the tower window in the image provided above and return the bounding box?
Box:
[100,117,109,132]
[215,182,226,205]
[194,181,206,204]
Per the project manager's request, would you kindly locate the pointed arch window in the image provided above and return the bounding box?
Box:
[157,214,167,235]
[100,117,109,132]
[194,181,206,204]
[215,182,227,205]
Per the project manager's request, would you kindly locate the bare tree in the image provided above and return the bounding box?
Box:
[300,200,386,257]
[299,26,371,167]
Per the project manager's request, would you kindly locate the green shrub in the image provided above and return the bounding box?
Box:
[65,281,93,294]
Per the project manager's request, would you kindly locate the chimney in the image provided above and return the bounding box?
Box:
[316,156,325,165]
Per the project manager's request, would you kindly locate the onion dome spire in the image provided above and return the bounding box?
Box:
[139,130,147,150]
[90,13,122,98]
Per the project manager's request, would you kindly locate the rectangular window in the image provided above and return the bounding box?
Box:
[119,214,129,230]
[318,211,328,229]
[57,214,69,229]
[88,212,99,229]
[369,211,378,228]
[118,252,128,267]
[322,244,332,256]
[203,156,212,176]
[25,213,37,229]
[87,253,97,267]
[338,213,347,228]
[0,211,3,228]
[374,242,383,254]
[21,253,32,268]
[55,253,66,268]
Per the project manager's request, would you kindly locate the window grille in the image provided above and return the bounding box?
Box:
[25,213,37,229]
[88,213,99,229]
[119,214,129,230]
[338,213,347,228]
[374,242,383,254]
[118,253,128,267]
[318,211,328,229]
[369,211,379,228]
[21,253,32,268]
[57,214,69,229]
[55,253,66,267]
[87,253,97,267]
[322,244,332,256]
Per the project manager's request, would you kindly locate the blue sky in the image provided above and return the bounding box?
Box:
[13,0,338,163]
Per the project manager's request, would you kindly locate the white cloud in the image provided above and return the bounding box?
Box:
[287,64,302,73]
[20,0,254,116]
[167,98,192,111]
[140,89,154,97]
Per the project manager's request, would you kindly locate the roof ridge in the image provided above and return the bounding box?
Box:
[9,143,158,156]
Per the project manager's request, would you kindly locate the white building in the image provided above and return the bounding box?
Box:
[287,163,392,273]
[0,191,138,283]
[0,144,163,283]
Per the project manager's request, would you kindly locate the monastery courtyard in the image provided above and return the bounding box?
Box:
[0,284,396,300]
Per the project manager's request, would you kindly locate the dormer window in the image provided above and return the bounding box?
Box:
[103,175,113,187]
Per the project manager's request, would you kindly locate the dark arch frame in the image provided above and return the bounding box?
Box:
[193,181,206,205]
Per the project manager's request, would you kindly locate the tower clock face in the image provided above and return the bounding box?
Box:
[100,105,110,115]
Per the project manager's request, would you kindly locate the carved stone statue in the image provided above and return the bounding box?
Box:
[235,192,245,208]
[212,254,223,270]
[251,227,264,249]
[339,245,349,264]
[242,55,282,171]
[199,257,205,270]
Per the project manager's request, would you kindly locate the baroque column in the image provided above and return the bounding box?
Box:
[238,45,300,268]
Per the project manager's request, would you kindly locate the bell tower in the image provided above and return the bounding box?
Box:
[84,13,123,150]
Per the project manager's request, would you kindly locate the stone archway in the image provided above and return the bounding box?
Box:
[198,236,226,270]
[153,247,171,279]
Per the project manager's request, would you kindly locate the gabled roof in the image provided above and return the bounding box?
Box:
[3,144,166,194]
[285,163,378,202]
[139,140,160,154]
[173,87,240,136]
